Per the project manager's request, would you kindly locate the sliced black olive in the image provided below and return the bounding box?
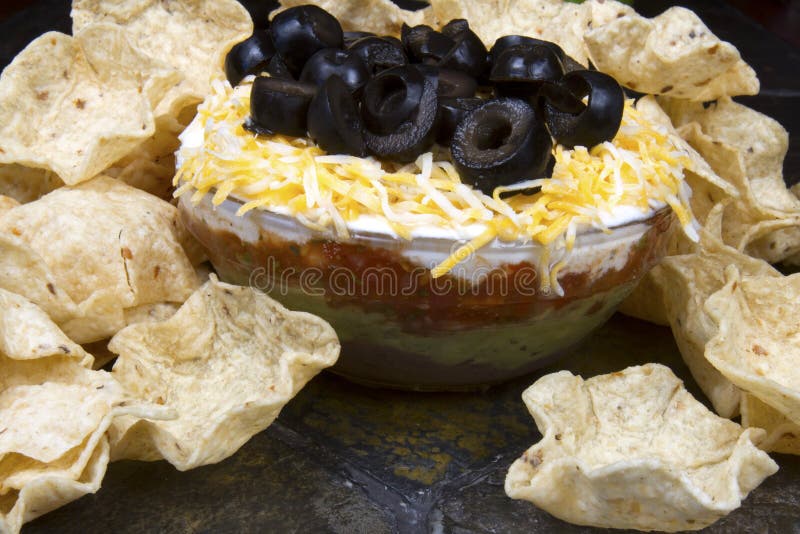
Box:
[225,30,276,87]
[489,44,564,100]
[451,98,553,195]
[489,35,566,65]
[437,68,478,98]
[412,65,477,99]
[438,19,488,78]
[269,5,343,77]
[265,54,293,80]
[562,55,585,73]
[307,76,367,156]
[382,36,404,49]
[401,24,454,64]
[248,76,317,137]
[343,31,376,47]
[299,48,370,93]
[364,77,438,162]
[348,36,407,75]
[542,70,624,148]
[361,66,425,135]
[242,0,279,30]
[435,97,482,147]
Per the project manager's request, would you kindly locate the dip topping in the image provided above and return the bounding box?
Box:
[175,5,697,292]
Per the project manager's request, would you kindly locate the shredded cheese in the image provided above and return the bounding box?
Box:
[175,78,696,293]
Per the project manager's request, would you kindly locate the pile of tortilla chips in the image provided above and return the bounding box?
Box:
[0,2,342,532]
[1,0,799,531]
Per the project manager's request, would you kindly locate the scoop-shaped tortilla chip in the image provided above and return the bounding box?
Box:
[660,97,800,263]
[0,25,179,186]
[0,290,170,533]
[741,393,800,455]
[0,196,19,217]
[658,215,780,418]
[0,165,63,205]
[0,437,109,534]
[705,266,800,425]
[0,176,200,343]
[107,275,339,470]
[0,361,122,469]
[505,364,777,531]
[585,7,758,100]
[103,108,196,200]
[72,0,252,119]
[0,288,90,367]
[278,0,431,36]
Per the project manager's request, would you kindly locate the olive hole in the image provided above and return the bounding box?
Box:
[377,76,407,114]
[475,117,513,150]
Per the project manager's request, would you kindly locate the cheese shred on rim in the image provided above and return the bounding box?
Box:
[175,78,696,294]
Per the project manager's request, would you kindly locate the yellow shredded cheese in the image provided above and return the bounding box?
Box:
[175,79,696,292]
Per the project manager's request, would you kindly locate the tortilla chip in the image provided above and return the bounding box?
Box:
[741,393,800,455]
[103,111,193,200]
[505,364,777,531]
[0,166,63,205]
[1,346,114,533]
[0,438,109,534]
[107,276,340,470]
[657,219,780,418]
[0,196,18,218]
[72,0,252,119]
[705,266,800,425]
[660,97,800,263]
[617,264,670,326]
[0,289,90,368]
[0,362,122,469]
[278,0,430,36]
[585,7,758,100]
[0,176,200,343]
[0,25,179,187]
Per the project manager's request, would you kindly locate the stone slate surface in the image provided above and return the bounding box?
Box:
[2,0,799,533]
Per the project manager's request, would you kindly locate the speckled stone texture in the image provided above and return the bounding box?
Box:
[4,0,800,532]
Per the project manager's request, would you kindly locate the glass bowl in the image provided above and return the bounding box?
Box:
[179,194,674,390]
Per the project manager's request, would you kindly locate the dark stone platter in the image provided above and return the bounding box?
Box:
[2,1,798,532]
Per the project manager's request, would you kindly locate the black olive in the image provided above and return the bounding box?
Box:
[265,54,294,80]
[382,36,404,49]
[343,31,376,47]
[562,55,585,73]
[299,48,370,93]
[361,66,425,135]
[248,76,317,137]
[307,76,367,156]
[364,75,438,162]
[451,98,553,195]
[269,5,343,77]
[225,30,275,87]
[490,44,564,99]
[542,70,624,148]
[401,24,454,64]
[348,36,407,75]
[241,0,279,29]
[412,64,477,99]
[489,35,566,65]
[438,19,488,78]
[435,97,482,147]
